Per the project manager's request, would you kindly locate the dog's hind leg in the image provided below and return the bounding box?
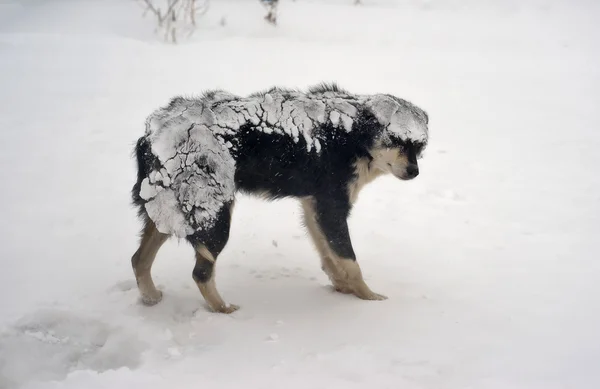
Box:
[303,196,387,301]
[188,202,239,314]
[132,218,170,305]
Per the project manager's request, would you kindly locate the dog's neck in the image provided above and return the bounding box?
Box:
[348,156,387,204]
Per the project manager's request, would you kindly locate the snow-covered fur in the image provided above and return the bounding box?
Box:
[131,83,429,312]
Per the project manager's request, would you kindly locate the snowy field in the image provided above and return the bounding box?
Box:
[1,0,599,388]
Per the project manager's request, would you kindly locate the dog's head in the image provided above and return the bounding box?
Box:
[370,140,425,180]
[367,95,429,180]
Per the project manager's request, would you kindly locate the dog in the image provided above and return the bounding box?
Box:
[131,83,429,313]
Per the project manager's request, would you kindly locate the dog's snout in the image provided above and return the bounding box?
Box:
[406,164,419,178]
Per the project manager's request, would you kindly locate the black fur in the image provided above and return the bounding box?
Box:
[187,203,233,256]
[307,82,349,95]
[223,106,379,200]
[192,258,215,284]
[131,136,161,217]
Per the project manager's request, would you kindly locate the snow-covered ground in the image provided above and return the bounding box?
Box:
[1,0,599,388]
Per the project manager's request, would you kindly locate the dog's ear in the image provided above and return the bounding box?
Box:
[366,95,399,126]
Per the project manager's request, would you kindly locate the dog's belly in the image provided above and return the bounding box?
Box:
[234,162,318,198]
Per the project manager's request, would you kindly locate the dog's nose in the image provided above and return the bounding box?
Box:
[406,164,419,178]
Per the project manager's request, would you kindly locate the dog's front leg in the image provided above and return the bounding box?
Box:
[310,196,387,301]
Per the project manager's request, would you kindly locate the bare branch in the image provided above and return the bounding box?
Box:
[140,0,210,44]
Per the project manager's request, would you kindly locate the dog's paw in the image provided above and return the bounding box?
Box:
[356,291,388,301]
[141,290,163,306]
[214,303,240,314]
[369,293,388,301]
[333,285,354,294]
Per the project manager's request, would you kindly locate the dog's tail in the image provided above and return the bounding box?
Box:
[131,136,154,214]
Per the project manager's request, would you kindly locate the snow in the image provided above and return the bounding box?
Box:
[1,0,599,388]
[142,98,238,236]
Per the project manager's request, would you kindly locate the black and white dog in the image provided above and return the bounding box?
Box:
[131,83,429,313]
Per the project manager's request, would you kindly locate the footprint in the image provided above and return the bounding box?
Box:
[110,280,137,292]
[0,309,145,387]
[266,333,279,342]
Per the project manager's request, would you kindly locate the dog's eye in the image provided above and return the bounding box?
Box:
[413,144,424,156]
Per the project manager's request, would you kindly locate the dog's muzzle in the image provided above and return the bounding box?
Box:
[393,164,419,180]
